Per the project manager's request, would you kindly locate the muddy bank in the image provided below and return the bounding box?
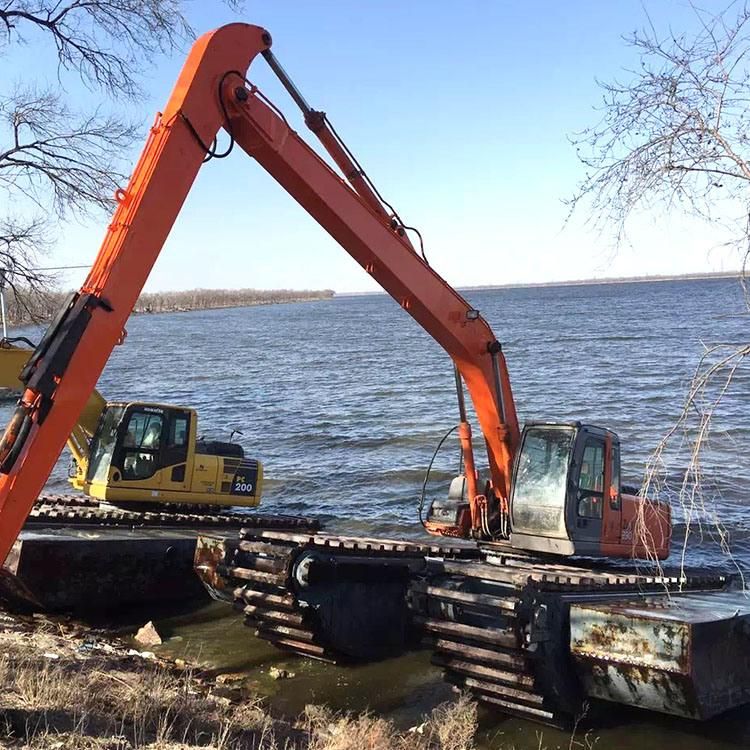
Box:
[118,602,750,750]
[0,608,478,749]
[10,600,739,750]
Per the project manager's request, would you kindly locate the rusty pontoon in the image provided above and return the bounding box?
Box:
[197,531,750,727]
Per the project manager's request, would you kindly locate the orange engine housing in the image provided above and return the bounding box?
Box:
[604,493,672,560]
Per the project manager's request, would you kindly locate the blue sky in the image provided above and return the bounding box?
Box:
[3,1,740,292]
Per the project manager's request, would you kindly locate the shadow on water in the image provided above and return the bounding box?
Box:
[129,600,454,727]
[474,702,750,750]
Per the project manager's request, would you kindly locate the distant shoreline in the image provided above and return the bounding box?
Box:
[335,270,744,297]
[132,292,333,316]
[4,289,335,327]
[461,270,743,292]
[5,272,742,327]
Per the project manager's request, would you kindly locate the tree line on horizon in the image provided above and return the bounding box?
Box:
[134,287,335,313]
[1,287,335,327]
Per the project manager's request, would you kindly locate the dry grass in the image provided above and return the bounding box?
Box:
[0,655,272,749]
[0,613,480,750]
[303,695,477,750]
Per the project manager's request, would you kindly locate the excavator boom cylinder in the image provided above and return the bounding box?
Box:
[262,49,395,226]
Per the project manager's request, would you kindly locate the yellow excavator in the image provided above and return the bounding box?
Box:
[0,340,262,508]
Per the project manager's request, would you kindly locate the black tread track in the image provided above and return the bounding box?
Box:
[223,529,476,662]
[26,493,318,531]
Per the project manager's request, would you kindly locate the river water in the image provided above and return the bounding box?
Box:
[43,276,750,560]
[13,276,750,747]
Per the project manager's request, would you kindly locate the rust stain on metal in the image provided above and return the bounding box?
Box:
[194,536,229,592]
[585,661,697,718]
[578,620,656,660]
[570,591,750,719]
[571,607,689,673]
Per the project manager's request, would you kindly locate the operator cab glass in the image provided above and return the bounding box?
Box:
[510,425,575,540]
[576,439,605,519]
[87,405,125,484]
[121,409,164,480]
[86,404,187,486]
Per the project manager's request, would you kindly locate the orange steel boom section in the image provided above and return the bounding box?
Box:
[0,23,519,563]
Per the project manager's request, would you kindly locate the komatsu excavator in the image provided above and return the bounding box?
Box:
[0,22,670,566]
[0,341,261,507]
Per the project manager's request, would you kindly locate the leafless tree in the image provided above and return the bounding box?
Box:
[570,3,750,247]
[1,87,138,214]
[0,287,335,325]
[569,2,750,571]
[0,0,239,317]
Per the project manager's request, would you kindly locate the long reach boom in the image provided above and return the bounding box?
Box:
[0,24,520,562]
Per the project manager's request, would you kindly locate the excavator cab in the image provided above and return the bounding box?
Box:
[83,402,263,507]
[426,421,670,559]
[509,422,670,559]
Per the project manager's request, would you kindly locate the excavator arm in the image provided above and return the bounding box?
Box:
[0,23,519,563]
[0,342,105,489]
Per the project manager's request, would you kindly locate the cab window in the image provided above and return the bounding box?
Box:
[121,410,163,480]
[86,406,125,484]
[511,427,574,539]
[168,416,188,447]
[163,412,190,467]
[577,440,604,519]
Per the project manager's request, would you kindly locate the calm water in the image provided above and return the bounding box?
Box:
[12,276,750,748]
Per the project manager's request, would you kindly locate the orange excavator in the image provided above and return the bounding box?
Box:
[0,23,671,566]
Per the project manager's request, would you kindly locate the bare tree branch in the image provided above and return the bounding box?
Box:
[570,2,750,571]
[0,216,55,323]
[569,3,750,242]
[0,1,243,98]
[0,0,243,311]
[0,86,137,216]
[638,340,750,583]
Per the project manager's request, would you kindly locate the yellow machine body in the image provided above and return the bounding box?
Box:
[0,344,261,507]
[0,342,106,492]
[84,402,263,507]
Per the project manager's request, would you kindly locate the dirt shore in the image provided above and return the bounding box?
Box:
[0,610,478,749]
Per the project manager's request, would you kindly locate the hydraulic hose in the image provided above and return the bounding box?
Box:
[418,424,459,529]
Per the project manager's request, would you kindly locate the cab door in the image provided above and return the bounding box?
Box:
[601,438,623,549]
[158,409,191,495]
[115,407,165,496]
[572,436,606,546]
